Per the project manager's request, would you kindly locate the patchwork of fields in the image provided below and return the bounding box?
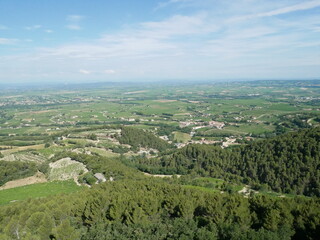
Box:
[0,80,320,205]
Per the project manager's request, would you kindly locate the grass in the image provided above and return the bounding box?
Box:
[195,177,224,184]
[183,185,221,193]
[1,144,45,156]
[182,177,225,193]
[87,147,120,158]
[0,180,83,205]
[38,146,67,158]
[1,152,46,163]
[173,132,191,143]
[224,124,275,135]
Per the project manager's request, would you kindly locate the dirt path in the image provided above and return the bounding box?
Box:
[238,185,259,198]
[307,118,315,125]
[238,185,250,194]
[256,114,268,119]
[143,172,181,178]
[0,172,47,190]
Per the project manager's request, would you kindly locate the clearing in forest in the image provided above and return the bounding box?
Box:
[48,157,88,181]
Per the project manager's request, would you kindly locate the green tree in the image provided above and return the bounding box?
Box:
[52,220,79,240]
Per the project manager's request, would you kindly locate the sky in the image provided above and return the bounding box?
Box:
[0,0,320,83]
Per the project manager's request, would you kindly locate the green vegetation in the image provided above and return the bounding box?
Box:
[0,161,38,186]
[0,180,319,239]
[118,126,172,152]
[48,158,87,181]
[137,127,320,196]
[0,80,320,239]
[0,180,81,205]
[173,131,191,143]
[52,152,143,181]
[78,172,96,185]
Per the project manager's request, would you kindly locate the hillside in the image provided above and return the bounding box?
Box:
[0,179,319,240]
[135,128,320,196]
[1,81,320,239]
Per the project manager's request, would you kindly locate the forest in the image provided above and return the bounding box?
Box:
[118,126,172,152]
[131,127,320,197]
[0,179,319,240]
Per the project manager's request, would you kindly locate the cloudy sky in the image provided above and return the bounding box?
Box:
[0,0,319,83]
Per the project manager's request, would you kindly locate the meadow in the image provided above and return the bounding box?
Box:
[0,180,82,205]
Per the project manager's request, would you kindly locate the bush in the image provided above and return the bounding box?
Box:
[38,163,50,175]
[87,134,97,141]
[79,172,96,185]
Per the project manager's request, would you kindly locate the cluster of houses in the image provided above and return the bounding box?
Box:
[179,120,225,129]
[173,137,239,149]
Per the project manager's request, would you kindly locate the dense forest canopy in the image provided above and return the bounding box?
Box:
[131,127,320,197]
[0,179,319,240]
[118,126,172,152]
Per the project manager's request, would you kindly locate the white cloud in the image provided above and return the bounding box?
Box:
[0,25,8,30]
[25,25,42,30]
[79,69,91,74]
[66,15,85,30]
[66,25,82,30]
[1,1,319,82]
[0,38,17,45]
[140,13,217,38]
[104,69,116,74]
[39,13,208,60]
[259,0,320,17]
[155,0,192,10]
[45,29,53,33]
[231,0,320,22]
[67,15,85,21]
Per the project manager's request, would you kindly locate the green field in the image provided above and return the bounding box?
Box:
[0,180,83,205]
[173,131,191,143]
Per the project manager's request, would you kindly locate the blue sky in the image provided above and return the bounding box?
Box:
[0,0,319,83]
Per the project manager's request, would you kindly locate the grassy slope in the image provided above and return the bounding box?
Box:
[0,180,82,205]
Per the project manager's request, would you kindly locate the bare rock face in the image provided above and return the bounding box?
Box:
[94,173,107,183]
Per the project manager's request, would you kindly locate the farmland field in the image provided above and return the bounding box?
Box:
[1,81,319,142]
[0,180,82,205]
